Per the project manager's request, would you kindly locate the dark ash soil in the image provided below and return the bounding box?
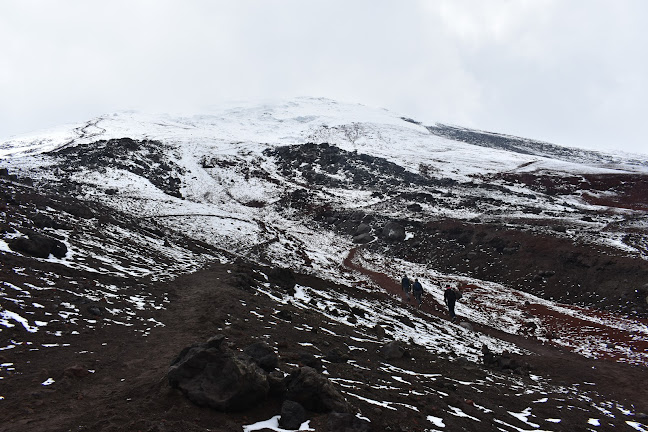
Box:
[2,258,648,432]
[2,147,648,431]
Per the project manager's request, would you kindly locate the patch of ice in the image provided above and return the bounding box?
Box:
[391,375,411,385]
[618,406,634,416]
[493,418,553,432]
[0,310,39,332]
[626,421,648,432]
[508,407,539,428]
[447,406,480,422]
[242,415,313,432]
[147,318,165,327]
[0,240,11,252]
[472,403,493,414]
[344,392,397,411]
[427,415,445,427]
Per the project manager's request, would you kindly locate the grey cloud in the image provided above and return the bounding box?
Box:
[1,0,646,154]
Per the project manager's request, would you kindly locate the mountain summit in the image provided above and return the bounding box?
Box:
[1,98,647,431]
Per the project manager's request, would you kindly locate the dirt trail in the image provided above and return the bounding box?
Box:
[343,247,450,317]
[342,246,648,413]
[344,246,648,362]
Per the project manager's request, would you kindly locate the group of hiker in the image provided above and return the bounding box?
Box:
[401,275,459,323]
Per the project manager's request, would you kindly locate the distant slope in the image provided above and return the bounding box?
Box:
[426,123,648,169]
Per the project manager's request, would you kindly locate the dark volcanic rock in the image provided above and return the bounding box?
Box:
[167,335,269,411]
[243,341,279,372]
[276,309,293,321]
[324,348,351,363]
[267,370,287,396]
[353,223,371,236]
[382,221,406,241]
[9,233,67,258]
[379,341,405,360]
[86,305,104,316]
[267,267,296,293]
[299,352,323,372]
[407,203,422,212]
[284,366,353,413]
[353,233,374,244]
[279,400,307,430]
[481,345,528,375]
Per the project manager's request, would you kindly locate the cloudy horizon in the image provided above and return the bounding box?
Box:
[1,1,646,155]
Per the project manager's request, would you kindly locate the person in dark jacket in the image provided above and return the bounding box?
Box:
[412,278,423,307]
[444,285,457,322]
[401,275,412,301]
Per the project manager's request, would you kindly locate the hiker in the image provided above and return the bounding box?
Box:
[444,285,457,322]
[412,278,423,306]
[401,275,412,301]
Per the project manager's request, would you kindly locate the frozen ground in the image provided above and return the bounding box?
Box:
[1,98,647,431]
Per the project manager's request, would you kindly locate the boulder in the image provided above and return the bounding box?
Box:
[276,309,293,321]
[407,203,422,212]
[168,335,269,411]
[372,325,386,339]
[382,222,406,242]
[353,223,371,236]
[481,345,528,375]
[337,218,359,234]
[267,370,287,396]
[87,305,104,316]
[379,341,405,360]
[9,233,67,258]
[284,366,353,413]
[243,341,278,372]
[350,306,365,317]
[279,400,307,430]
[324,348,351,364]
[352,233,374,244]
[267,267,296,291]
[396,315,415,328]
[299,352,323,372]
[350,211,365,221]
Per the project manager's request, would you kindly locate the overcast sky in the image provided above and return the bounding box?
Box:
[1,0,646,154]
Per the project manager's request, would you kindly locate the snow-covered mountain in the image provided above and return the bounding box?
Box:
[1,97,647,431]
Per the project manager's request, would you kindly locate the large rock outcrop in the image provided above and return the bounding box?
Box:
[382,221,406,242]
[168,335,269,411]
[284,366,353,413]
[9,232,67,258]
